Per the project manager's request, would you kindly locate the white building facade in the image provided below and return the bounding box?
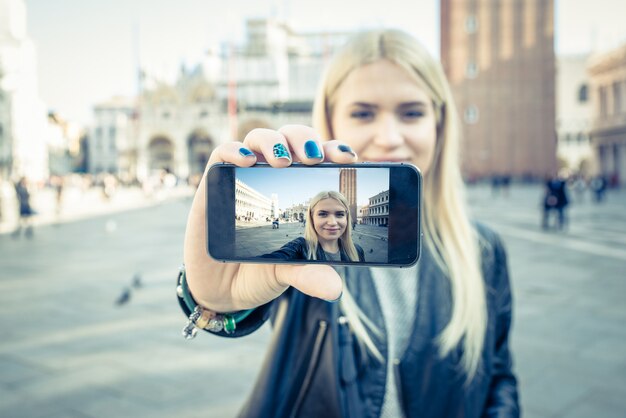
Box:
[556,55,594,174]
[235,178,272,222]
[89,96,137,181]
[127,19,349,182]
[588,44,626,186]
[136,71,226,181]
[0,0,49,181]
[362,190,389,226]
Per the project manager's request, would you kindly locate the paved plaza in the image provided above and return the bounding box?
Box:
[235,222,388,263]
[0,184,625,417]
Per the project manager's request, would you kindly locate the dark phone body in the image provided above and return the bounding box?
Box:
[206,162,422,267]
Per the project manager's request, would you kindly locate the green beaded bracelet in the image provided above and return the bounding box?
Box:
[177,265,254,338]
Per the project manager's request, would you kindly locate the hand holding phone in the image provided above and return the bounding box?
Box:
[183,126,356,312]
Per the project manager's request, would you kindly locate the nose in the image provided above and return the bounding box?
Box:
[373,114,404,149]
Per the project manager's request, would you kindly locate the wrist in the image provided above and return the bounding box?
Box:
[177,264,254,339]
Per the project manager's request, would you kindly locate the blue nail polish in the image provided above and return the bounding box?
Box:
[239,147,255,157]
[338,145,356,156]
[273,143,291,161]
[304,140,323,159]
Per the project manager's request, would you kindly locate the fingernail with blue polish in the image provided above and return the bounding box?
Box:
[338,144,356,157]
[304,140,323,159]
[239,147,255,157]
[325,291,343,303]
[273,143,291,161]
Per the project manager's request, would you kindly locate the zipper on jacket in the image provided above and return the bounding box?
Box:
[290,320,328,418]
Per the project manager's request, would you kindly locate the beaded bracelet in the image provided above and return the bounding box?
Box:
[176,264,254,339]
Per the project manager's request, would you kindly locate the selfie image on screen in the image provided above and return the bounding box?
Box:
[234,167,390,263]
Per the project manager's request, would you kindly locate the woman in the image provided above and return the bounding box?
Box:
[12,177,35,238]
[181,29,519,417]
[262,190,365,262]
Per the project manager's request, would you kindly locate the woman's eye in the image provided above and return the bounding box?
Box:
[336,213,345,217]
[350,110,374,120]
[402,110,424,120]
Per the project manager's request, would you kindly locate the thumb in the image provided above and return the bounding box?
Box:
[275,264,343,302]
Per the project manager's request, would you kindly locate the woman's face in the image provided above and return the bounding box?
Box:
[311,198,348,245]
[330,59,438,174]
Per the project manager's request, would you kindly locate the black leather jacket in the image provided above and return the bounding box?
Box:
[260,236,366,262]
[183,224,519,417]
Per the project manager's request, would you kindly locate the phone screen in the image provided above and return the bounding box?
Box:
[206,163,421,267]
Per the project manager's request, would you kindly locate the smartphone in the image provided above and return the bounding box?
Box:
[206,162,421,267]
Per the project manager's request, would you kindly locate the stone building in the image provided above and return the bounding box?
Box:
[136,71,223,181]
[235,178,272,222]
[556,55,593,174]
[89,96,136,180]
[284,201,309,222]
[362,190,389,226]
[440,0,556,180]
[588,43,626,186]
[0,0,49,181]
[130,19,349,183]
[339,168,357,224]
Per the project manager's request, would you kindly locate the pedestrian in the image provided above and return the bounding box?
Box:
[0,176,4,224]
[542,173,569,230]
[491,174,501,196]
[51,175,65,217]
[501,174,512,197]
[179,29,519,417]
[591,175,607,202]
[262,191,365,262]
[572,174,587,203]
[12,177,36,238]
[102,173,117,201]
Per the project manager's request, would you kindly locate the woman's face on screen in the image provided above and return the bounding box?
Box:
[312,198,348,244]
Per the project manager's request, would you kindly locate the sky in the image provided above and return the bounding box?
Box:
[21,0,626,125]
[237,166,389,209]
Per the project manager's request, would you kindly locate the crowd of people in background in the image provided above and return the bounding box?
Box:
[486,170,619,232]
[539,171,616,231]
[0,169,195,238]
[0,168,621,238]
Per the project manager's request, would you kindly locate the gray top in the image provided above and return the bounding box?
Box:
[323,250,341,261]
[371,264,419,418]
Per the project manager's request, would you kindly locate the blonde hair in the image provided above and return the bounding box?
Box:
[312,29,487,379]
[303,191,360,261]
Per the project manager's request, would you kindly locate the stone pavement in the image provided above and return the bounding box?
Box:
[235,222,389,263]
[0,183,625,417]
[469,184,626,418]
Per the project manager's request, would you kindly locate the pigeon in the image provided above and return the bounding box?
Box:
[115,287,132,306]
[369,249,374,253]
[132,273,143,289]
